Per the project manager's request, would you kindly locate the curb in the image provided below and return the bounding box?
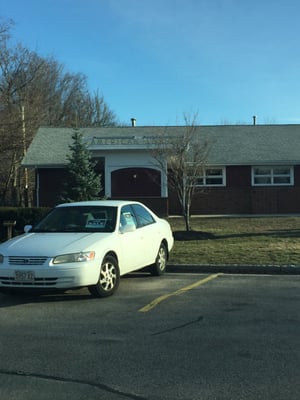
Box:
[167,264,300,275]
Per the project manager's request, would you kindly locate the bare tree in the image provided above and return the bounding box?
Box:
[152,113,210,231]
[0,18,13,43]
[0,18,118,205]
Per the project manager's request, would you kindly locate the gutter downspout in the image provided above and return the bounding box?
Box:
[36,169,40,207]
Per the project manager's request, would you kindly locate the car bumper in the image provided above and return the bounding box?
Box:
[0,263,100,290]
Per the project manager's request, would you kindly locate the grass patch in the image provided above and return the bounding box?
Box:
[167,216,300,266]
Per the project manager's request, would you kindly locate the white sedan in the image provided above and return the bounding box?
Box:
[0,200,174,297]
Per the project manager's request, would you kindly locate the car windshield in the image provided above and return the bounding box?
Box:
[32,206,118,233]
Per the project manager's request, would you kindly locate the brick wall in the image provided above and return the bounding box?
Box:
[168,165,300,215]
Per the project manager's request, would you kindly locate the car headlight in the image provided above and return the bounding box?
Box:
[52,251,95,264]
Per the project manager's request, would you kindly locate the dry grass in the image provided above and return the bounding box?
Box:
[167,216,300,265]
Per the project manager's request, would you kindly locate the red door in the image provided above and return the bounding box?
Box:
[111,168,161,197]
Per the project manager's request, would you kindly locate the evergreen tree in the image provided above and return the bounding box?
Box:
[60,129,101,202]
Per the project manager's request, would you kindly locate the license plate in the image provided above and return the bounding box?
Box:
[15,270,35,282]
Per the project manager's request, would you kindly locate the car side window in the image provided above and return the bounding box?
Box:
[131,204,155,228]
[120,205,137,228]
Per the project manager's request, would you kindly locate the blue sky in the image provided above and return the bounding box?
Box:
[2,0,300,126]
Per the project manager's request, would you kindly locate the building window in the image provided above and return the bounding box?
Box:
[194,167,225,187]
[252,166,294,186]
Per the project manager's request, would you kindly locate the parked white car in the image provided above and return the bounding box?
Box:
[0,200,174,297]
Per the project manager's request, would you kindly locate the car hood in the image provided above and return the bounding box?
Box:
[0,232,112,257]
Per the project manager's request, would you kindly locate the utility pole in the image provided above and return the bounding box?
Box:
[21,105,30,207]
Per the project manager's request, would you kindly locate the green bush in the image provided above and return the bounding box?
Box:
[0,207,51,242]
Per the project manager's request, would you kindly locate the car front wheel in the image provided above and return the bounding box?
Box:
[88,255,120,297]
[150,242,167,276]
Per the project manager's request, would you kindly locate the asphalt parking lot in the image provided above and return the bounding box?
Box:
[1,272,300,400]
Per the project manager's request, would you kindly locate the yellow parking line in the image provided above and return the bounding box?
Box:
[139,273,222,313]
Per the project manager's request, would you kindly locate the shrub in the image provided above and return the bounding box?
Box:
[0,207,50,241]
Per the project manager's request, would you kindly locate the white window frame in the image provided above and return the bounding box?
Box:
[252,166,294,186]
[194,167,226,187]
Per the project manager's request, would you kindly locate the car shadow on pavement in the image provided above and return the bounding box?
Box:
[0,289,93,307]
[0,272,156,307]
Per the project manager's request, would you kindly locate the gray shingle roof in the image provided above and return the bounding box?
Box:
[21,125,300,167]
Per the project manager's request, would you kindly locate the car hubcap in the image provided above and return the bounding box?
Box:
[158,247,166,270]
[100,262,117,291]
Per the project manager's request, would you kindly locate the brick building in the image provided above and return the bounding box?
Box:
[22,124,300,216]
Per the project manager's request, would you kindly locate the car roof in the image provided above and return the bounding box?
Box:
[56,200,142,208]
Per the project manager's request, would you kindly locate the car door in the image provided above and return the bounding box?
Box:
[118,205,144,273]
[131,204,161,266]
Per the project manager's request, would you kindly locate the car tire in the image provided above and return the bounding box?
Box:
[150,242,167,276]
[88,255,120,297]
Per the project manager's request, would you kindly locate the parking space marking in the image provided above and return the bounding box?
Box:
[139,273,222,312]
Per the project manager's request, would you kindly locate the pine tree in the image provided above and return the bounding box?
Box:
[60,129,101,202]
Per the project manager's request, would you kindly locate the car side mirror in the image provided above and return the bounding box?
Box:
[119,224,136,234]
[24,225,32,233]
